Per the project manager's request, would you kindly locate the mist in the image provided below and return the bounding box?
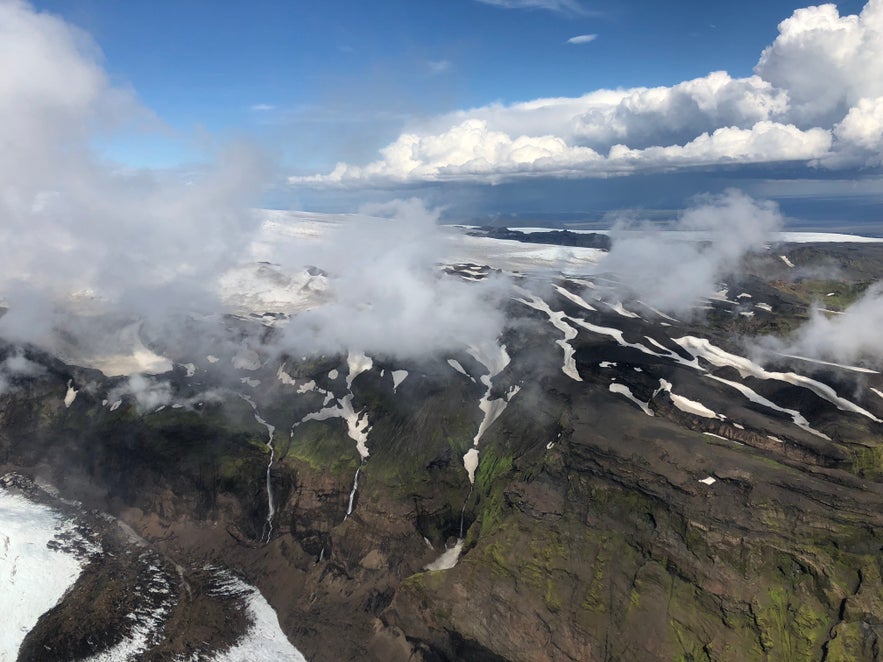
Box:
[0,1,510,375]
[757,283,883,368]
[593,190,783,315]
[271,199,509,360]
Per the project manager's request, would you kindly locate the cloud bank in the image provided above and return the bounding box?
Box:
[294,0,883,185]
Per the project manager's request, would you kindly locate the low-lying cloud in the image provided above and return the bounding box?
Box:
[274,199,509,359]
[0,2,510,372]
[759,283,883,368]
[593,190,783,315]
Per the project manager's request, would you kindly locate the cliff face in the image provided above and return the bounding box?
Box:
[3,250,883,661]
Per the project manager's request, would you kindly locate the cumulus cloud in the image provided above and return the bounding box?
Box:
[293,0,883,186]
[593,190,783,315]
[567,34,597,44]
[824,96,883,166]
[755,0,883,127]
[292,117,830,184]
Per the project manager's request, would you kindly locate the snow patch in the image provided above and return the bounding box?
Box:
[607,301,640,319]
[346,351,373,389]
[609,383,653,417]
[517,294,581,381]
[424,540,464,572]
[463,448,479,485]
[276,367,297,385]
[656,379,722,419]
[447,359,473,380]
[64,379,78,408]
[698,476,716,486]
[708,374,829,440]
[391,370,408,392]
[553,284,596,312]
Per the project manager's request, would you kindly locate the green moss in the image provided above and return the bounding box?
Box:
[852,445,883,479]
[282,419,359,476]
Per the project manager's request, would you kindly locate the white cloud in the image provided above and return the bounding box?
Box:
[567,34,597,44]
[757,282,883,367]
[293,0,883,186]
[824,96,883,166]
[250,103,275,111]
[0,0,270,349]
[292,119,830,185]
[277,199,508,358]
[475,0,591,15]
[609,122,832,169]
[755,0,883,126]
[427,59,452,75]
[597,190,783,314]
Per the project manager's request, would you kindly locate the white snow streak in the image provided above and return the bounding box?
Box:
[517,294,581,381]
[674,336,881,423]
[609,383,654,416]
[656,379,722,419]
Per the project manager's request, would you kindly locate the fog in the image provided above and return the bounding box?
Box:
[758,283,883,368]
[0,1,509,373]
[592,190,783,315]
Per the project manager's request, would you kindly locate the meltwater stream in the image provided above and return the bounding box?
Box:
[240,395,277,543]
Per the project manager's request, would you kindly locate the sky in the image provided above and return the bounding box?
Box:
[17,0,883,227]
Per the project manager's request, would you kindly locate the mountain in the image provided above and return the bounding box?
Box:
[2,221,883,661]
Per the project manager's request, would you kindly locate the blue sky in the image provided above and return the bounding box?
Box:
[21,0,883,227]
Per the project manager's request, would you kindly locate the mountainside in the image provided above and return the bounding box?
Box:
[3,230,883,661]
